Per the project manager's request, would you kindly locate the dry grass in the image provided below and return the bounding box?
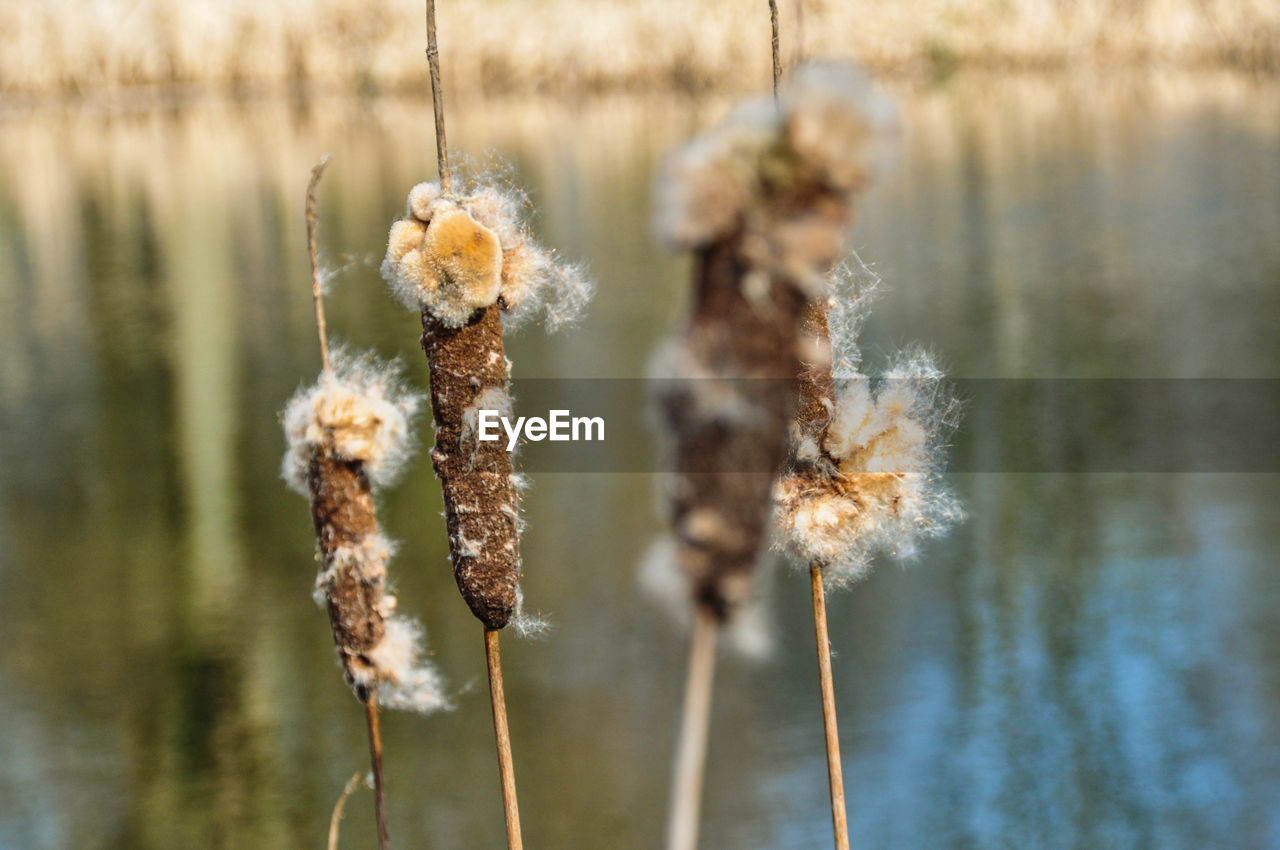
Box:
[2,0,1278,99]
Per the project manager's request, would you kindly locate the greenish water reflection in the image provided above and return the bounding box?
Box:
[0,73,1278,849]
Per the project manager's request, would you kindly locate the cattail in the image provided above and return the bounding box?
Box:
[648,62,893,850]
[283,157,447,850]
[775,265,963,850]
[381,176,591,630]
[381,5,594,847]
[282,351,449,713]
[648,61,894,626]
[775,265,965,589]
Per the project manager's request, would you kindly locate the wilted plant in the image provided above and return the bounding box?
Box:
[377,4,592,847]
[647,60,894,850]
[282,157,448,850]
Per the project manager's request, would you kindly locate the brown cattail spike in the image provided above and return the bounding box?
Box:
[422,303,521,629]
[651,63,894,622]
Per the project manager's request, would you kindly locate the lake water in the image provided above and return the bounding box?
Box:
[1,72,1278,849]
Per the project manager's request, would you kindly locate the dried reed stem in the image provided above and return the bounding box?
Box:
[769,0,781,97]
[365,698,391,850]
[306,154,332,370]
[666,609,718,850]
[328,771,364,850]
[485,627,524,850]
[416,5,525,843]
[425,0,451,194]
[810,564,850,850]
[299,156,397,850]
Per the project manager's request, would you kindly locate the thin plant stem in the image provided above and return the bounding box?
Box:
[365,697,391,850]
[306,154,332,371]
[425,0,451,194]
[666,609,718,850]
[810,564,850,850]
[484,627,524,850]
[328,771,364,850]
[769,0,781,98]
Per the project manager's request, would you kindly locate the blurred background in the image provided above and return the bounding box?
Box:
[1,1,1278,848]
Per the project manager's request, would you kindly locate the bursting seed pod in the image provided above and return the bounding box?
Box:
[650,62,896,622]
[775,286,965,586]
[381,177,592,629]
[775,263,963,850]
[282,352,450,713]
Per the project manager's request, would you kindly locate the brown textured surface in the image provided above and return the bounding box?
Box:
[308,448,386,701]
[660,175,858,620]
[660,232,808,621]
[795,300,836,444]
[422,302,520,630]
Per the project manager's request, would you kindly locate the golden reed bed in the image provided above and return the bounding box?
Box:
[3,0,1277,98]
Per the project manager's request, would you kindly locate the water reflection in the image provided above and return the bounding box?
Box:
[0,73,1278,848]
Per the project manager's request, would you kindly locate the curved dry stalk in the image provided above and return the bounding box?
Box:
[810,565,850,850]
[306,155,333,370]
[328,771,364,850]
[769,0,781,97]
[485,628,524,850]
[666,609,718,850]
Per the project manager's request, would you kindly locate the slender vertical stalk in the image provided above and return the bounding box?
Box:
[421,6,524,845]
[328,771,364,850]
[769,0,781,97]
[809,565,850,850]
[485,628,524,850]
[667,609,718,850]
[365,698,391,850]
[425,0,451,194]
[305,155,332,371]
[305,155,392,849]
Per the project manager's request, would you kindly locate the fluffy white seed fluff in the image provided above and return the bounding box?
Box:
[776,349,963,589]
[784,63,897,193]
[281,350,422,495]
[382,177,594,332]
[314,528,448,715]
[653,61,895,254]
[509,585,551,639]
[356,617,451,715]
[382,197,503,327]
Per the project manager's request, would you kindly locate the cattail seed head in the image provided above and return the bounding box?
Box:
[281,350,422,495]
[383,178,594,333]
[383,199,503,327]
[647,61,891,624]
[385,170,595,631]
[654,61,895,280]
[282,350,447,714]
[776,349,964,588]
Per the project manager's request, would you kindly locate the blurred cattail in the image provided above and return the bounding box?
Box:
[648,62,893,850]
[282,157,446,850]
[648,62,895,627]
